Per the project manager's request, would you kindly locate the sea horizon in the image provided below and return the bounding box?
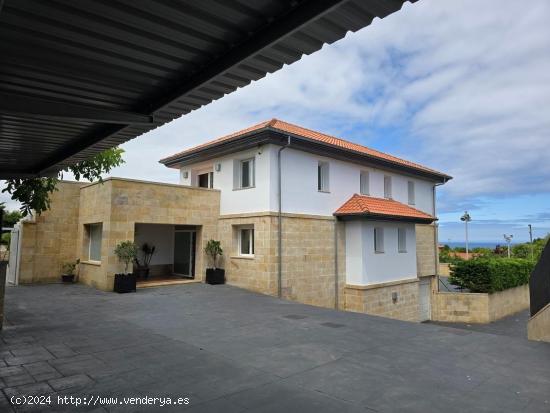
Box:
[440,241,519,249]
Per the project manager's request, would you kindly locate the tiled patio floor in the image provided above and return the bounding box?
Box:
[1,283,549,412]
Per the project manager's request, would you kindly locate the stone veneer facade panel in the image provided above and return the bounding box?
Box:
[344,278,421,322]
[416,224,437,277]
[528,303,550,342]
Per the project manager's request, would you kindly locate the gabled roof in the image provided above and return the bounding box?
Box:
[160,118,451,181]
[334,194,436,223]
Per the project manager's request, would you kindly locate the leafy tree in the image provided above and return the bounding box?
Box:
[0,210,23,228]
[114,241,138,274]
[204,239,223,269]
[1,148,124,217]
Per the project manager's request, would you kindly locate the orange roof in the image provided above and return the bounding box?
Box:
[160,118,450,179]
[334,194,436,222]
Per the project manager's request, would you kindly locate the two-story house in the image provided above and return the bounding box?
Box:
[9,119,450,322]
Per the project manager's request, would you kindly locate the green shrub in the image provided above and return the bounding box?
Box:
[449,258,534,293]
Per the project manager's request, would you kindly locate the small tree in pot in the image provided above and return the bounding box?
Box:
[205,239,225,285]
[133,243,156,280]
[61,259,79,283]
[113,240,138,293]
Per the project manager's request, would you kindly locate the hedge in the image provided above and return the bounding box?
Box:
[449,258,534,293]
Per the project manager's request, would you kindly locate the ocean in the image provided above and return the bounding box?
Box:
[442,241,515,249]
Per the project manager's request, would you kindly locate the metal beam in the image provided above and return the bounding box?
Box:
[35,0,350,174]
[0,92,154,125]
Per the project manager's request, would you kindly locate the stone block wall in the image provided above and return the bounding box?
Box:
[439,263,451,276]
[416,224,437,277]
[344,278,421,322]
[18,181,83,284]
[218,213,345,310]
[528,303,550,342]
[432,284,530,323]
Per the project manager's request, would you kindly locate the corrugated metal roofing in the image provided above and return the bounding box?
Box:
[0,0,415,178]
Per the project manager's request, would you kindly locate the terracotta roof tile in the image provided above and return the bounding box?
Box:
[160,118,450,179]
[334,194,436,222]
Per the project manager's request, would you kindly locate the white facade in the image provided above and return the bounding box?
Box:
[176,142,437,288]
[345,221,417,285]
[178,144,436,217]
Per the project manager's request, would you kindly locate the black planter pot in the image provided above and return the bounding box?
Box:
[133,267,149,280]
[114,273,137,293]
[61,274,75,283]
[205,268,225,285]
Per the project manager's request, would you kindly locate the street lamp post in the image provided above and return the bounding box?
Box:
[503,234,513,258]
[460,211,472,259]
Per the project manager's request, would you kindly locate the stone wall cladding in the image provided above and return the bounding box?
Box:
[218,213,345,310]
[345,279,420,322]
[78,179,220,291]
[18,182,83,284]
[528,303,550,342]
[432,284,529,323]
[416,224,437,277]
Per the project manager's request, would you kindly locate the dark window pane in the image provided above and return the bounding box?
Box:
[241,161,250,188]
[198,173,209,188]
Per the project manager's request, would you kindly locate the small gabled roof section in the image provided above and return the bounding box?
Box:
[334,194,436,223]
[160,118,452,182]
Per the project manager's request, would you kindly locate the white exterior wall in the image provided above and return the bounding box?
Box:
[345,220,417,285]
[179,146,273,215]
[274,147,435,216]
[179,144,435,217]
[134,224,174,266]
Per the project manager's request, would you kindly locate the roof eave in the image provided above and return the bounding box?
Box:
[333,212,437,224]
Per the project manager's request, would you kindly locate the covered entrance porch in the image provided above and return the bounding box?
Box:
[134,223,201,288]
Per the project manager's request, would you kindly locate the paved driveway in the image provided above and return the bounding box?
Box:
[1,284,549,412]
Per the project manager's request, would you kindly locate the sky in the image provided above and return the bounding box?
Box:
[2,0,550,243]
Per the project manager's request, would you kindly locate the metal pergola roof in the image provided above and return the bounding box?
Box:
[0,0,414,179]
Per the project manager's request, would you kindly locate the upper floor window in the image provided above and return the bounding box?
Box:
[360,171,369,195]
[374,227,384,253]
[384,175,392,199]
[237,158,255,189]
[398,228,407,253]
[86,223,102,262]
[407,181,415,205]
[198,171,214,188]
[318,161,329,192]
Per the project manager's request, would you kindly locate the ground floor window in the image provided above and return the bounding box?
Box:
[238,226,255,256]
[86,223,102,262]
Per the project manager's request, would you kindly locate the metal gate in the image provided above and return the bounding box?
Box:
[418,278,431,321]
[7,226,20,285]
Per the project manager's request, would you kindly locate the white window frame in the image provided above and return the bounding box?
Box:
[374,227,384,253]
[238,226,255,257]
[398,228,407,253]
[407,180,415,205]
[384,175,392,199]
[360,171,370,195]
[318,161,330,192]
[87,223,102,262]
[239,158,255,189]
[197,171,214,188]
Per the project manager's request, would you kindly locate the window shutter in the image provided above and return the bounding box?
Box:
[374,227,384,253]
[384,176,392,199]
[233,159,239,189]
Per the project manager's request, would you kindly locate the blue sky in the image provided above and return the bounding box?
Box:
[2,0,550,243]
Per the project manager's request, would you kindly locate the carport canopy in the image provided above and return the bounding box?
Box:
[0,0,414,179]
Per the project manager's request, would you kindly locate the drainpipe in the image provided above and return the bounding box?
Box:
[433,180,447,292]
[278,136,291,298]
[334,218,339,310]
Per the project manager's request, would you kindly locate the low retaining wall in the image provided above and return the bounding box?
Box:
[432,284,529,323]
[439,263,451,276]
[344,278,420,322]
[528,303,550,342]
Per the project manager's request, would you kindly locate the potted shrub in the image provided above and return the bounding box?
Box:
[113,240,138,293]
[61,260,79,283]
[133,243,156,279]
[205,239,225,285]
